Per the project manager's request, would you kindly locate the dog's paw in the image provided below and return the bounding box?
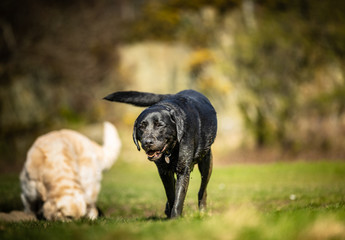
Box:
[164,202,171,218]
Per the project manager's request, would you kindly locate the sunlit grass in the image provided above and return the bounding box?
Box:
[1,161,345,240]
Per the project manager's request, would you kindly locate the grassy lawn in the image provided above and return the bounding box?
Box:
[1,160,345,240]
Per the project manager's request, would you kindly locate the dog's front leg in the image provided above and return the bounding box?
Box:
[157,167,175,218]
[170,168,191,218]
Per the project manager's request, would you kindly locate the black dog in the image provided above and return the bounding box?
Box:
[104,90,217,218]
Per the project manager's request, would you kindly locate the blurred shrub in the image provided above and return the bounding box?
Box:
[130,0,345,154]
[1,0,345,170]
[225,1,345,152]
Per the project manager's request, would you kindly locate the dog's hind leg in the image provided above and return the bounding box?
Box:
[197,150,213,211]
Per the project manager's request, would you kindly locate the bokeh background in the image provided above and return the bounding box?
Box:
[1,0,345,172]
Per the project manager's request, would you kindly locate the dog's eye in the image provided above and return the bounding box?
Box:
[155,121,165,127]
[139,121,147,128]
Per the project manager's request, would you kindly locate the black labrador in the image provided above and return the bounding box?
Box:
[103,89,217,218]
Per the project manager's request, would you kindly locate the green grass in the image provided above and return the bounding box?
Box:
[1,161,345,240]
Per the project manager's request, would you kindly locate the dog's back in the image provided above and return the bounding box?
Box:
[166,90,217,156]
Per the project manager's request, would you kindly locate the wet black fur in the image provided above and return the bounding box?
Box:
[104,89,217,218]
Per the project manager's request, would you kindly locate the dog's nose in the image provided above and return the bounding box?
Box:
[143,138,154,146]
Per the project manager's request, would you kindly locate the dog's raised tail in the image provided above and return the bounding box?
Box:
[102,121,121,171]
[103,91,171,107]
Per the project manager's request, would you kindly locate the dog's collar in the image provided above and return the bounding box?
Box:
[164,154,170,164]
[163,140,177,164]
[164,149,172,164]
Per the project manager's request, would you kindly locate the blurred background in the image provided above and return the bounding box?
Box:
[1,0,345,172]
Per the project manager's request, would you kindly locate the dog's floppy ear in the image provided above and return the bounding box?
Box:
[132,120,141,151]
[170,109,184,142]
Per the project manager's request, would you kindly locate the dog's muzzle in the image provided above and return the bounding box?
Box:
[145,144,167,161]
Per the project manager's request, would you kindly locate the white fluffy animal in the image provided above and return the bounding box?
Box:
[20,122,121,221]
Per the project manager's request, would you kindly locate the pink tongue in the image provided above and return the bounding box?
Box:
[148,151,158,157]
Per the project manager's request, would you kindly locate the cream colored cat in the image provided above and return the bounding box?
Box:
[20,122,121,221]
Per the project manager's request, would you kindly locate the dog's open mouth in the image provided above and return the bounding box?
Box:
[146,144,167,161]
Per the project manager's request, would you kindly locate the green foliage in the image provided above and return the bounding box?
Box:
[0,175,22,213]
[127,0,345,152]
[232,10,309,147]
[223,2,345,150]
[58,106,86,126]
[129,2,181,41]
[2,0,345,169]
[128,0,240,44]
[1,161,345,240]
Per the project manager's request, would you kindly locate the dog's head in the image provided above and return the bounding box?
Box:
[133,106,183,161]
[43,194,87,221]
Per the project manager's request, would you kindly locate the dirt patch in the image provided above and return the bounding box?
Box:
[0,211,36,222]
